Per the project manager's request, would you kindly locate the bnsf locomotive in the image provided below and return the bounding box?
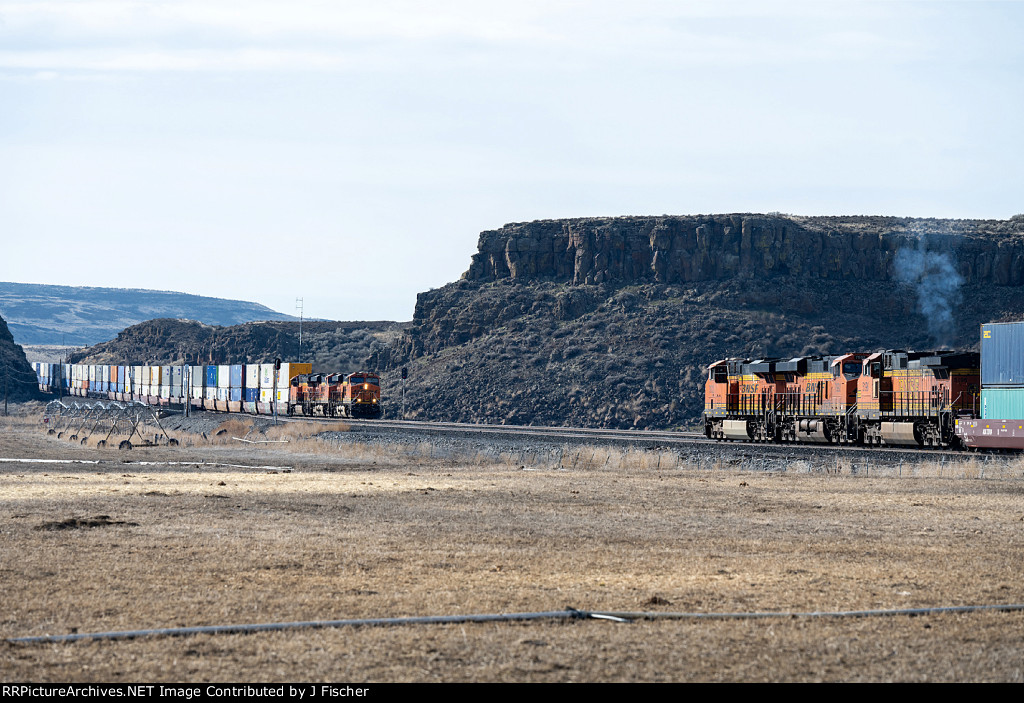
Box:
[288,372,382,418]
[704,351,980,447]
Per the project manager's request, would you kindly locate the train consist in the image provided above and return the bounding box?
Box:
[704,350,980,447]
[31,362,382,419]
[705,321,1024,450]
[287,372,383,418]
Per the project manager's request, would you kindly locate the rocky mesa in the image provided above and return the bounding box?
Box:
[372,214,1024,429]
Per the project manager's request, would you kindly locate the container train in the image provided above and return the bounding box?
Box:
[705,321,1024,451]
[31,362,382,419]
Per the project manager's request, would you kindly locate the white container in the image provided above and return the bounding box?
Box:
[218,365,231,389]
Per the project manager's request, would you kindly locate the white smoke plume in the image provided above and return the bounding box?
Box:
[893,246,963,346]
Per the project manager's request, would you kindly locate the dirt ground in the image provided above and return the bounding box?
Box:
[2,412,1024,682]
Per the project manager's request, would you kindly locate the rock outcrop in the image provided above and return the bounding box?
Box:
[0,313,42,403]
[464,214,1024,287]
[370,214,1024,429]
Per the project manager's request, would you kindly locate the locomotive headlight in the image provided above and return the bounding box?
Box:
[364,383,368,389]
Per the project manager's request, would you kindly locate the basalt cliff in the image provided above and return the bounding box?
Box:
[372,214,1024,429]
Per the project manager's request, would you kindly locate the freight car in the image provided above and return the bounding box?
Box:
[955,321,1024,450]
[31,361,384,419]
[704,350,981,448]
[287,372,382,418]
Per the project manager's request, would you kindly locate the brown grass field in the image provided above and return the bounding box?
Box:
[2,411,1024,682]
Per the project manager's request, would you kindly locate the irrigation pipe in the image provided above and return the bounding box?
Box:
[9,603,1024,645]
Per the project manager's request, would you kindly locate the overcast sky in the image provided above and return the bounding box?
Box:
[1,1,1021,321]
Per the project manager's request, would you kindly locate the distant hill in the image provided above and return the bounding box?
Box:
[0,282,297,346]
[70,318,406,374]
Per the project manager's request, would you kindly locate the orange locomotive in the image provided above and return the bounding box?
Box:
[288,371,382,418]
[704,351,979,447]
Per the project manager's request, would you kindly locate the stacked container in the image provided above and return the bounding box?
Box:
[980,322,1024,420]
[244,365,260,403]
[217,364,230,402]
[205,366,218,401]
[189,366,203,405]
[259,364,276,404]
[277,363,312,403]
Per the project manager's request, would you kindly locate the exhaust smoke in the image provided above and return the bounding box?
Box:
[893,245,963,346]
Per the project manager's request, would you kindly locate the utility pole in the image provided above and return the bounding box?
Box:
[296,297,304,359]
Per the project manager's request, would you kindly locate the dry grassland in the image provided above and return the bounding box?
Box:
[2,413,1024,682]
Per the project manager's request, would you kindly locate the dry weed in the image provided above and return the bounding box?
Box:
[264,420,351,442]
[3,420,1024,681]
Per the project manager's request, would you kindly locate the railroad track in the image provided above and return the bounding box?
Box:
[279,414,972,461]
[50,399,991,462]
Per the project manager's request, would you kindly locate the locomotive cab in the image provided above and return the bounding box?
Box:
[344,372,382,418]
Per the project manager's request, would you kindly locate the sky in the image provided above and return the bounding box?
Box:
[1,0,1022,322]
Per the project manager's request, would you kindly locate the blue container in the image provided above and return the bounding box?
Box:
[230,388,242,402]
[206,366,218,387]
[245,388,258,402]
[982,322,1024,387]
[230,364,243,389]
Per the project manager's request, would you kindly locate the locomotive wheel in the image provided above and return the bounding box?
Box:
[168,438,179,447]
[119,440,133,450]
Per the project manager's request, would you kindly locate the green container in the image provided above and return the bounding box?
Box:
[981,387,1024,420]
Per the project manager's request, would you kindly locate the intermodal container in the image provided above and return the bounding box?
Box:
[245,365,259,390]
[981,387,1024,420]
[276,363,312,388]
[981,322,1024,387]
[229,364,243,389]
[206,365,218,388]
[218,365,231,389]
